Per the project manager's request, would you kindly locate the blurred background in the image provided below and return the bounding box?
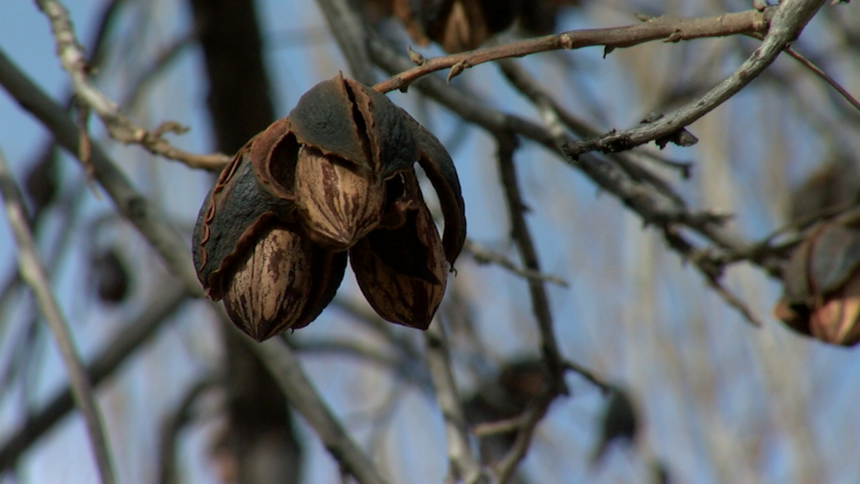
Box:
[0,0,859,483]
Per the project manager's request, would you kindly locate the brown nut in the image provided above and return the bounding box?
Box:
[295,146,386,250]
[192,147,294,300]
[222,224,312,341]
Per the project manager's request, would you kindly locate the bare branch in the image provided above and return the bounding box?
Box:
[490,136,567,481]
[563,0,828,159]
[0,48,203,296]
[494,136,567,392]
[33,0,229,171]
[373,8,776,94]
[0,147,117,484]
[367,32,787,275]
[464,239,568,287]
[0,283,189,471]
[248,338,391,484]
[424,322,488,483]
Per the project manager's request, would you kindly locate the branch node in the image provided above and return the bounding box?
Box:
[407,45,426,66]
[663,29,684,43]
[559,33,573,50]
[447,61,471,83]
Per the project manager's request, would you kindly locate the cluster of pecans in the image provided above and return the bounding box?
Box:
[774,220,860,346]
[192,74,466,342]
[365,0,581,53]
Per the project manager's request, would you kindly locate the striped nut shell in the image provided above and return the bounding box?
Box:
[222,224,312,341]
[295,146,386,250]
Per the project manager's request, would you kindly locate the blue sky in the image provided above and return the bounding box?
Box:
[2,1,860,483]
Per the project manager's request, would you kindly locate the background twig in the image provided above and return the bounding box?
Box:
[0,147,118,484]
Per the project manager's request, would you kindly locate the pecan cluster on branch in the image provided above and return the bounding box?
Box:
[193,74,466,341]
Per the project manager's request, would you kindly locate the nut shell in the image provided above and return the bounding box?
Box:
[222,224,312,341]
[295,146,386,250]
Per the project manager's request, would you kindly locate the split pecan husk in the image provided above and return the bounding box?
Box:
[192,73,466,341]
[774,221,860,346]
[350,172,448,329]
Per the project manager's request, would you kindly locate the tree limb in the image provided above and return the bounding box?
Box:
[0,48,203,296]
[424,322,487,483]
[0,283,189,472]
[373,7,776,93]
[33,0,229,170]
[0,147,117,484]
[248,338,391,484]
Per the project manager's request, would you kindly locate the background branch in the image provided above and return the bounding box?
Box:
[34,0,229,170]
[373,7,775,93]
[0,147,117,484]
[250,338,391,484]
[0,48,203,296]
[0,283,189,471]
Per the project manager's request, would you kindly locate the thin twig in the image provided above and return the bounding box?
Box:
[0,282,189,471]
[564,360,613,395]
[661,226,764,327]
[562,0,828,159]
[0,147,117,484]
[33,0,229,171]
[248,337,391,484]
[496,57,686,206]
[0,48,203,296]
[492,136,567,482]
[746,33,860,113]
[424,321,489,484]
[491,393,555,483]
[464,239,568,287]
[373,7,776,93]
[494,136,567,393]
[472,416,527,438]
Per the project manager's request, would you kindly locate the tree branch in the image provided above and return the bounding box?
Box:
[33,0,229,170]
[0,283,189,472]
[373,7,776,93]
[463,239,568,287]
[0,147,117,484]
[248,338,391,484]
[563,0,828,159]
[366,30,787,275]
[424,322,487,483]
[0,48,203,296]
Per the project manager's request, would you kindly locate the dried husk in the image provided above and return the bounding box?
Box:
[222,224,312,341]
[249,117,300,201]
[401,109,466,267]
[192,149,294,300]
[295,146,385,250]
[350,183,447,329]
